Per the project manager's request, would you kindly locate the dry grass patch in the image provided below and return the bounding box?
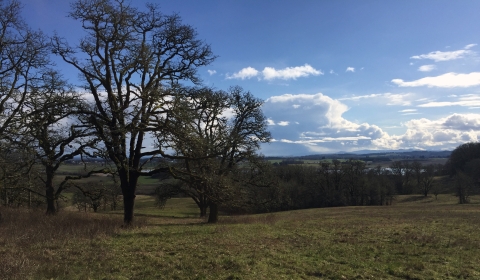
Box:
[0,207,139,280]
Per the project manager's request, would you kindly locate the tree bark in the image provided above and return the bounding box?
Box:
[120,170,138,226]
[207,202,218,223]
[123,192,135,225]
[200,205,207,217]
[45,171,56,215]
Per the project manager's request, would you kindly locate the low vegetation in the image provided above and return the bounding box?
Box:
[1,194,479,279]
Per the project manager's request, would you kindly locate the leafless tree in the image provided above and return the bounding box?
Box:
[14,71,100,214]
[158,86,271,223]
[0,0,50,136]
[52,0,215,225]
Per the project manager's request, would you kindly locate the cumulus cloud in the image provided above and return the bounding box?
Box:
[226,67,259,80]
[418,64,436,72]
[227,64,322,81]
[262,64,322,80]
[386,114,480,148]
[410,47,475,62]
[263,92,390,153]
[261,92,480,154]
[207,70,217,75]
[392,72,480,88]
[346,67,355,72]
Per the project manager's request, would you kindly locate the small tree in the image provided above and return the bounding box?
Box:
[455,171,474,204]
[15,71,98,214]
[419,164,436,197]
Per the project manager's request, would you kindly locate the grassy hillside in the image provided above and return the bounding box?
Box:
[1,194,480,279]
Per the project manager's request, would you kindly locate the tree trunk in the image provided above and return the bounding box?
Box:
[208,202,218,223]
[45,171,56,215]
[123,192,135,225]
[200,205,207,217]
[121,170,138,226]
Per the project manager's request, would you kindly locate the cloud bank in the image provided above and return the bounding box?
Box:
[262,92,480,154]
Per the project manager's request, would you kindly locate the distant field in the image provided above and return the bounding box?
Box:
[2,193,480,279]
[54,164,161,194]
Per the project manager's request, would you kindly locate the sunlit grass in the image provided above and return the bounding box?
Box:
[2,194,480,279]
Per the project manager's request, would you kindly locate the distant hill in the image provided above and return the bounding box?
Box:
[266,150,451,161]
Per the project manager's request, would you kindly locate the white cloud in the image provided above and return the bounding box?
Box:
[346,67,355,72]
[411,48,474,62]
[393,114,480,145]
[418,64,436,72]
[292,104,301,109]
[339,94,382,101]
[418,94,480,108]
[263,93,390,153]
[262,92,480,154]
[227,64,322,81]
[262,64,322,80]
[339,93,413,106]
[465,43,477,49]
[392,72,480,88]
[267,118,275,125]
[329,69,337,75]
[384,93,414,106]
[207,70,216,75]
[226,67,259,80]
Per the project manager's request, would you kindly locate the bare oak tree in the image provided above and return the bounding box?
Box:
[17,71,98,214]
[52,0,215,224]
[0,0,50,136]
[158,86,271,223]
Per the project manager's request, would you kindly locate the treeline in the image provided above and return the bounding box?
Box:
[155,158,452,217]
[235,160,395,214]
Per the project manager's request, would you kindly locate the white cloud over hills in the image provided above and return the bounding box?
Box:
[262,92,480,154]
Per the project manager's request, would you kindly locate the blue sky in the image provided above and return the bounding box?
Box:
[22,0,480,155]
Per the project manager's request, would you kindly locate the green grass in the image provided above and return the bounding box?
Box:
[2,194,480,279]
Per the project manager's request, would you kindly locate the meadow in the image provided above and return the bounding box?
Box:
[1,194,479,279]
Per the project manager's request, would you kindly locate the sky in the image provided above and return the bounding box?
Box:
[21,0,480,156]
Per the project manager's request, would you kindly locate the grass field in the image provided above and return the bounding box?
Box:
[1,194,480,279]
